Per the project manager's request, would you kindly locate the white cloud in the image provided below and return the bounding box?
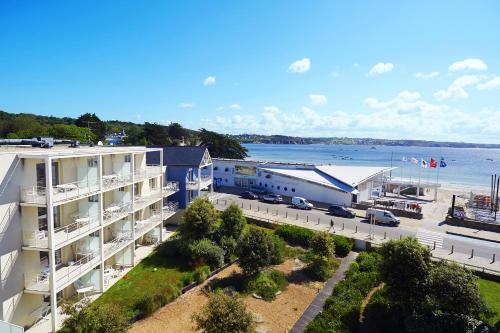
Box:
[433,75,484,100]
[331,71,340,78]
[448,58,487,72]
[216,104,241,111]
[367,62,394,76]
[477,77,500,90]
[414,71,439,79]
[309,94,328,106]
[203,76,216,86]
[287,58,311,73]
[178,102,195,109]
[263,106,281,114]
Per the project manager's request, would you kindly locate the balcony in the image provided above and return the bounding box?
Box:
[102,172,132,191]
[134,211,162,238]
[53,215,100,247]
[162,181,179,197]
[24,252,101,293]
[23,230,48,248]
[134,165,162,182]
[21,179,100,205]
[163,202,179,220]
[103,231,132,258]
[134,190,162,211]
[186,175,212,191]
[103,202,132,225]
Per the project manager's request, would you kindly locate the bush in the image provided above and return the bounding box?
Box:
[269,235,286,265]
[332,235,354,257]
[194,265,212,284]
[219,235,238,262]
[135,294,160,317]
[188,238,225,269]
[237,229,276,276]
[220,203,247,240]
[157,236,183,257]
[246,269,288,302]
[179,272,194,287]
[60,300,128,333]
[267,269,289,291]
[309,232,335,257]
[275,224,315,247]
[180,197,218,240]
[306,255,333,281]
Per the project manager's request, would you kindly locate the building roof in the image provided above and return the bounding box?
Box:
[0,145,160,158]
[161,146,211,166]
[260,167,357,194]
[315,165,393,187]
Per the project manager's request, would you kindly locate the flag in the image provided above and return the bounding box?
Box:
[421,159,428,168]
[440,157,447,168]
[411,157,419,164]
[430,158,437,168]
[402,156,408,162]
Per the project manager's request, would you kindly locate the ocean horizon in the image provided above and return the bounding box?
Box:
[242,143,500,189]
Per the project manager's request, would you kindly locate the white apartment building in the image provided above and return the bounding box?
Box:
[0,145,180,332]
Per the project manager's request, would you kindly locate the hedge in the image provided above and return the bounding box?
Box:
[331,235,354,257]
[274,224,315,248]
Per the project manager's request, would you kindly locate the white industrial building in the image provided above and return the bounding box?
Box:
[0,145,180,332]
[213,159,394,206]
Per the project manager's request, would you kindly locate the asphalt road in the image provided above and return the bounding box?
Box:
[212,193,500,262]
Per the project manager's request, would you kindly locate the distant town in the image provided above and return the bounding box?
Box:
[232,134,500,149]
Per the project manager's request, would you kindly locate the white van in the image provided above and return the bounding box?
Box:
[292,196,314,210]
[366,208,400,226]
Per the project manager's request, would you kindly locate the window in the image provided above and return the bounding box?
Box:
[284,187,287,191]
[259,182,262,186]
[265,174,271,179]
[87,158,98,167]
[224,167,229,172]
[292,188,295,192]
[124,155,131,163]
[119,187,125,192]
[213,166,219,171]
[149,178,157,189]
[277,186,280,190]
[88,195,99,202]
[264,183,268,188]
[225,178,228,183]
[271,185,274,188]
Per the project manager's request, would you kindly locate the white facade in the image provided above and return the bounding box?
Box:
[213,159,391,206]
[0,146,179,332]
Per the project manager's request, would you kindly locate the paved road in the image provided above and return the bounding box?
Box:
[212,193,500,265]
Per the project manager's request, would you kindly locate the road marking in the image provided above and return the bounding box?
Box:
[416,229,444,249]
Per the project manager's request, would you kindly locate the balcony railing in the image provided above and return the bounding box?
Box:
[21,179,100,205]
[103,231,132,257]
[134,211,162,238]
[102,172,132,190]
[103,202,132,225]
[23,230,48,248]
[134,165,162,182]
[163,181,179,197]
[134,190,162,210]
[163,202,179,216]
[53,215,100,247]
[186,175,212,190]
[25,252,101,292]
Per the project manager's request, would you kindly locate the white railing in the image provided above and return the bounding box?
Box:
[134,190,162,210]
[103,202,132,224]
[163,202,179,216]
[21,179,100,204]
[134,165,162,181]
[163,181,179,196]
[102,172,132,190]
[53,215,100,246]
[104,231,132,257]
[20,186,47,205]
[23,230,48,248]
[134,212,162,237]
[24,271,49,292]
[186,175,212,190]
[0,320,24,333]
[55,252,100,290]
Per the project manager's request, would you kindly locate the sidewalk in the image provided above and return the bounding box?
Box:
[289,252,359,333]
[445,225,500,243]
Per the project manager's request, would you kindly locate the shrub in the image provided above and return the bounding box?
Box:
[194,265,212,284]
[180,197,218,240]
[309,232,335,257]
[274,224,315,247]
[269,235,286,265]
[157,236,183,257]
[356,251,382,273]
[60,300,128,333]
[179,272,194,287]
[193,292,253,333]
[219,235,237,262]
[248,274,279,301]
[306,255,333,281]
[332,235,354,257]
[237,229,275,276]
[188,238,225,269]
[267,269,289,291]
[135,294,160,317]
[220,203,247,240]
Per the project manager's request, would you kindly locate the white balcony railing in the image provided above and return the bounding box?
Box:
[134,211,162,238]
[23,230,48,248]
[25,252,100,292]
[186,175,212,190]
[103,202,132,225]
[163,202,179,216]
[53,215,100,247]
[163,181,179,197]
[134,190,162,210]
[134,165,162,182]
[21,179,100,204]
[102,172,132,190]
[103,231,132,257]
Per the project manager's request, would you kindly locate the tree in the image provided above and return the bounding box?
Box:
[166,122,189,142]
[309,232,335,257]
[143,122,171,145]
[198,128,248,159]
[220,204,247,240]
[237,228,275,276]
[379,237,431,308]
[49,124,94,142]
[75,113,106,142]
[60,300,128,333]
[179,197,218,240]
[193,293,253,333]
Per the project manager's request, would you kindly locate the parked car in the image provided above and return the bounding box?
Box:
[261,194,283,204]
[328,205,355,218]
[291,196,314,210]
[240,191,258,200]
[366,208,400,226]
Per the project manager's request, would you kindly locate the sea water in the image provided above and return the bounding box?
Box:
[243,144,500,188]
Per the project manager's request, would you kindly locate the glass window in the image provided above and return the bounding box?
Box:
[124,155,131,163]
[87,158,98,167]
[88,195,99,202]
[292,188,295,192]
[284,187,287,191]
[119,187,125,192]
[277,186,280,190]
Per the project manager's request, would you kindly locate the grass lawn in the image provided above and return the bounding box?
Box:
[478,278,500,326]
[94,249,193,319]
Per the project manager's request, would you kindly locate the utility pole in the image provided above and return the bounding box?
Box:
[86,121,96,146]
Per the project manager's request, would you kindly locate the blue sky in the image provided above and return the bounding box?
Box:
[1,1,499,143]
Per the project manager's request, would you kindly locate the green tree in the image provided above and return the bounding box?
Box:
[309,232,335,257]
[166,122,189,142]
[179,197,218,240]
[49,124,94,142]
[237,228,275,276]
[220,204,247,240]
[193,293,253,333]
[198,128,248,159]
[60,300,128,333]
[143,122,171,145]
[75,113,106,142]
